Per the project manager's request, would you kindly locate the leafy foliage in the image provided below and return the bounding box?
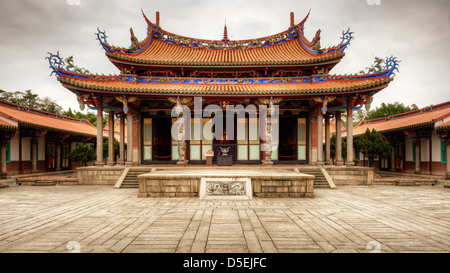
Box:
[0,89,63,114]
[103,139,120,159]
[354,129,392,167]
[330,133,347,164]
[68,143,96,167]
[63,107,107,127]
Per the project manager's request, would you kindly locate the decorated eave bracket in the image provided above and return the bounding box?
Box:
[313,96,336,115]
[115,96,139,114]
[75,92,121,113]
[168,97,194,107]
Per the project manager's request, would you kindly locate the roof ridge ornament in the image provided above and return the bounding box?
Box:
[46,51,65,77]
[96,27,110,51]
[359,57,385,75]
[64,56,91,75]
[222,19,229,42]
[129,28,140,52]
[339,27,354,53]
[384,56,401,78]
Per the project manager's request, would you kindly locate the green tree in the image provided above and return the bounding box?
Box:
[363,102,419,120]
[354,129,392,167]
[21,90,40,109]
[330,133,347,164]
[38,97,64,114]
[63,108,107,127]
[103,139,120,160]
[0,89,64,114]
[69,143,96,167]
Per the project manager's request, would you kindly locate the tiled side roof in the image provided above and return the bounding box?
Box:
[436,120,450,131]
[0,119,17,131]
[59,75,392,96]
[0,101,98,137]
[103,120,126,143]
[351,102,450,136]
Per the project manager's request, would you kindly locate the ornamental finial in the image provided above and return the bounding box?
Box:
[222,19,229,42]
[290,12,295,27]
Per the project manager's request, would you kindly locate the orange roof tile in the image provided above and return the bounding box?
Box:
[107,38,344,67]
[102,11,346,68]
[351,102,450,136]
[59,75,392,97]
[0,118,17,130]
[436,120,450,131]
[103,120,126,143]
[0,100,98,137]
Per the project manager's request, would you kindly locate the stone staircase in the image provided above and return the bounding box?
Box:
[120,169,150,188]
[297,167,331,188]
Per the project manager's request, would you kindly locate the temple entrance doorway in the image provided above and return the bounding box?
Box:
[213,111,237,163]
[142,115,172,163]
[278,117,297,161]
[152,117,172,161]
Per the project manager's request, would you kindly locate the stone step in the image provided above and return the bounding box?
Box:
[32,181,57,186]
[300,169,330,189]
[120,185,139,188]
[119,169,143,188]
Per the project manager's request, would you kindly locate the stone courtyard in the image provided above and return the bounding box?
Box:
[0,184,449,253]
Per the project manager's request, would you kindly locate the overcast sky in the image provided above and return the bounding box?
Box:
[0,0,449,112]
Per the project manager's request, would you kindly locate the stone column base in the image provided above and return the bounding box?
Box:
[415,170,422,175]
[125,161,135,167]
[335,161,344,166]
[325,160,332,165]
[177,160,189,165]
[345,162,355,167]
[107,161,116,166]
[0,172,7,179]
[446,173,450,180]
[95,162,105,167]
[262,160,274,165]
[117,160,125,165]
[316,161,325,166]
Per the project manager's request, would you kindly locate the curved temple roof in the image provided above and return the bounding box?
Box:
[96,10,352,68]
[56,73,393,97]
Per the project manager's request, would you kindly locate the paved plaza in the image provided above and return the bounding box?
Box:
[0,184,449,253]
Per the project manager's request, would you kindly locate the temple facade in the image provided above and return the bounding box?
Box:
[47,10,400,167]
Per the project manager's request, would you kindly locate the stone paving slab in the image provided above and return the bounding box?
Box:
[0,185,449,253]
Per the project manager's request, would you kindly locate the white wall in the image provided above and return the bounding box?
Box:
[432,134,442,162]
[405,136,413,162]
[38,135,45,161]
[421,138,429,162]
[9,135,19,161]
[22,137,30,161]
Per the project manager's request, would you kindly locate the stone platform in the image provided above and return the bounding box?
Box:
[137,168,314,198]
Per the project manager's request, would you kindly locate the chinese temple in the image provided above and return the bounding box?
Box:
[47,10,400,167]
